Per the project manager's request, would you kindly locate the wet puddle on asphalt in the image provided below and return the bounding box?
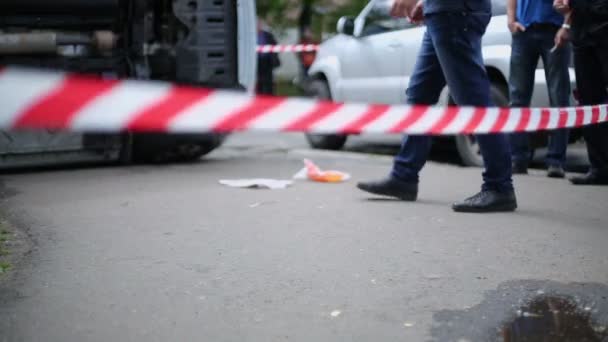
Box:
[502,296,607,341]
[430,280,608,341]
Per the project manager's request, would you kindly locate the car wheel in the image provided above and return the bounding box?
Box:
[305,79,348,150]
[455,135,483,167]
[455,82,509,167]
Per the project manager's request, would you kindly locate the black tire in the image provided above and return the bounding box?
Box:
[455,82,509,167]
[305,79,348,150]
[131,133,225,163]
[118,133,134,165]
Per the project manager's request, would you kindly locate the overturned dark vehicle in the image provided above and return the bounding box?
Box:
[0,0,256,167]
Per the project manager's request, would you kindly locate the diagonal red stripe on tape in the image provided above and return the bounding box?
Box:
[283,102,343,132]
[388,105,429,133]
[462,107,487,134]
[13,75,118,129]
[127,87,212,131]
[591,106,600,124]
[537,108,551,131]
[574,107,585,127]
[213,96,285,132]
[427,106,459,134]
[514,108,531,132]
[489,108,510,133]
[340,104,390,134]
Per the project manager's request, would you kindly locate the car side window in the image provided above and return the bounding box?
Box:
[361,14,413,36]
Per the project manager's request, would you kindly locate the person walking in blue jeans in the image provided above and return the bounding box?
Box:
[508,0,572,178]
[357,0,517,213]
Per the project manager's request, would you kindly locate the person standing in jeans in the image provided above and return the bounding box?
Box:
[357,0,517,213]
[554,0,608,185]
[256,18,281,95]
[508,0,572,178]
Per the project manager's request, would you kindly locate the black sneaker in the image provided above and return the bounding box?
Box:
[547,165,565,178]
[357,177,418,201]
[512,162,528,175]
[570,172,608,185]
[452,189,517,213]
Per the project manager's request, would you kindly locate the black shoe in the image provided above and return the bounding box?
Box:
[512,162,528,175]
[357,177,418,201]
[547,165,565,178]
[570,172,608,185]
[452,189,517,213]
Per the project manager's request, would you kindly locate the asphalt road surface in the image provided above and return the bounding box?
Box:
[1,133,607,341]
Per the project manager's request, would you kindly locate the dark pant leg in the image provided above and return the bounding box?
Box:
[508,30,539,166]
[574,44,608,176]
[545,128,569,167]
[257,79,275,95]
[427,12,513,192]
[391,30,447,183]
[541,29,572,167]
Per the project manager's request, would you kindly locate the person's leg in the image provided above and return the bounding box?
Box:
[428,12,513,193]
[357,30,446,200]
[571,44,608,184]
[540,29,571,173]
[508,30,539,172]
[391,30,446,183]
[257,78,274,95]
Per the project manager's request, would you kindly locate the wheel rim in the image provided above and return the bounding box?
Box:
[467,135,481,157]
[463,135,483,165]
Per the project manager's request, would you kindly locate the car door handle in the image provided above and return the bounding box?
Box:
[388,42,403,49]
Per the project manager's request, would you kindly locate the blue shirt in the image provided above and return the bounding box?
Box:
[424,0,491,15]
[517,0,564,28]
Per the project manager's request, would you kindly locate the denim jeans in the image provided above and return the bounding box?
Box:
[509,26,571,168]
[391,11,513,192]
[573,42,608,176]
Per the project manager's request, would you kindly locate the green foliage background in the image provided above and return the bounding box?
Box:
[257,0,369,35]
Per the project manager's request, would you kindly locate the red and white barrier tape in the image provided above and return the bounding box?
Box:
[0,66,606,135]
[256,44,319,53]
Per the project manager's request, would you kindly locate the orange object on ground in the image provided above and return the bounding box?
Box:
[302,159,350,183]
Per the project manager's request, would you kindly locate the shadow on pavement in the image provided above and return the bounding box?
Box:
[358,197,452,207]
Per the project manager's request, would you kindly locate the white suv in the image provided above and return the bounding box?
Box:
[306,0,576,166]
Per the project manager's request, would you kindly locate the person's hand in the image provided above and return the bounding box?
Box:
[390,0,419,18]
[508,20,526,34]
[554,27,570,48]
[553,0,571,14]
[409,0,424,24]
